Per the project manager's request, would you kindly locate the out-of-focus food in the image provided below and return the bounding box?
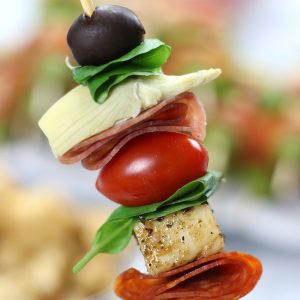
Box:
[0,170,120,300]
[205,81,300,196]
[0,24,73,141]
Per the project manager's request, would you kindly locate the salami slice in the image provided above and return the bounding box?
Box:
[59,92,206,170]
[115,252,262,300]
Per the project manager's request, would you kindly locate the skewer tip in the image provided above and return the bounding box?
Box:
[80,0,95,18]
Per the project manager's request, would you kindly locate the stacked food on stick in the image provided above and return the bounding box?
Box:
[39,1,262,299]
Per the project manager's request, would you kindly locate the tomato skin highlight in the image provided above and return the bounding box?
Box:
[96,132,208,207]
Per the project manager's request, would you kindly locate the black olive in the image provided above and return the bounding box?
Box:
[67,5,145,66]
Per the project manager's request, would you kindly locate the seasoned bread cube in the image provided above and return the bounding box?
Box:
[134,204,224,275]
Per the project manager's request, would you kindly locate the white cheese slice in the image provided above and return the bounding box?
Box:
[134,204,224,275]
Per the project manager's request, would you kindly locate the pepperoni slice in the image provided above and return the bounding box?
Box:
[115,252,262,300]
[59,92,206,170]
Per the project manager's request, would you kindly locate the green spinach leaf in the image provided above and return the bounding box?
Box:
[72,218,137,273]
[108,171,222,221]
[72,171,222,273]
[143,197,208,220]
[71,39,171,103]
[88,65,161,103]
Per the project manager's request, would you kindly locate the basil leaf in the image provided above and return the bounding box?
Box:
[130,44,172,68]
[72,171,222,273]
[109,171,222,221]
[72,39,169,83]
[162,171,220,206]
[88,66,161,103]
[71,39,171,103]
[143,197,208,220]
[72,218,137,273]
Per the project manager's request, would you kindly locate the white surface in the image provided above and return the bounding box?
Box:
[229,0,300,86]
[0,0,42,50]
[213,185,300,252]
[0,141,110,205]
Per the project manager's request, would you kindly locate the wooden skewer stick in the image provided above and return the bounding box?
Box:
[80,0,95,17]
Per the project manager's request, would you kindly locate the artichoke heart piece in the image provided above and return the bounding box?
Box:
[39,69,221,157]
[134,204,224,276]
[38,82,143,157]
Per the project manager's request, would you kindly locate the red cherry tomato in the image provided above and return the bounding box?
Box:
[96,132,208,206]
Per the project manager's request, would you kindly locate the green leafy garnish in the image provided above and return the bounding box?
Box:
[72,218,136,273]
[72,171,222,273]
[71,39,171,103]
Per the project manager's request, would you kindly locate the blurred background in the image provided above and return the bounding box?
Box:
[0,0,299,299]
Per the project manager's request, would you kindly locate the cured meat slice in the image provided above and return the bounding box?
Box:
[59,92,206,170]
[115,252,262,300]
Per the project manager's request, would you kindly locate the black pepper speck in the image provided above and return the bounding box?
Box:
[145,228,153,235]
